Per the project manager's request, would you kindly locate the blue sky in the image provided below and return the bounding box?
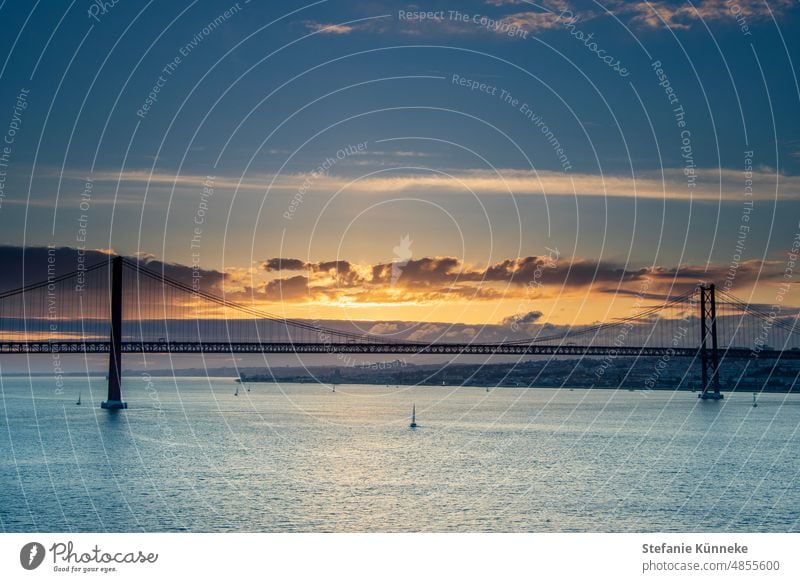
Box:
[0,0,799,325]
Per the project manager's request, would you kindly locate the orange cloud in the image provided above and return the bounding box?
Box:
[253,254,786,309]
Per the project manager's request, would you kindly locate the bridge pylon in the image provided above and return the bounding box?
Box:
[101,256,127,409]
[698,283,723,400]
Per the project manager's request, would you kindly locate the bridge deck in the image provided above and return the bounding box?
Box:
[1,341,797,359]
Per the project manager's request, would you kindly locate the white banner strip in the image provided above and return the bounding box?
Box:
[2,533,799,581]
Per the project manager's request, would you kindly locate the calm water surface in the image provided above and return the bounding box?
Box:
[1,377,799,532]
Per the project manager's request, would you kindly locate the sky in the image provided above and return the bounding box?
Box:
[0,0,799,333]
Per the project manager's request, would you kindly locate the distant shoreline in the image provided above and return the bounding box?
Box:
[5,373,799,393]
[238,379,798,394]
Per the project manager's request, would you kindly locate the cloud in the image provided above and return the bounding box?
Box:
[94,166,800,202]
[5,245,786,321]
[647,259,776,283]
[496,10,566,31]
[367,254,646,290]
[354,149,436,158]
[263,275,310,301]
[367,322,401,334]
[479,256,647,287]
[372,257,464,286]
[501,310,545,330]
[257,253,789,307]
[263,258,308,272]
[259,258,370,301]
[262,258,361,280]
[611,0,795,30]
[0,246,240,327]
[488,0,796,32]
[485,0,566,5]
[303,21,357,35]
[304,3,569,39]
[130,254,228,291]
[3,245,795,343]
[0,245,108,293]
[0,246,224,295]
[407,323,448,342]
[318,260,353,273]
[483,1,573,32]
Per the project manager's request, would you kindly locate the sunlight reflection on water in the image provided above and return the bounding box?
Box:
[1,377,798,532]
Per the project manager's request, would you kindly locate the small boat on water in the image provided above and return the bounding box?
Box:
[409,404,418,429]
[76,392,81,406]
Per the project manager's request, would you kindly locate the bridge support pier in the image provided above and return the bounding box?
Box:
[102,256,127,410]
[698,283,723,400]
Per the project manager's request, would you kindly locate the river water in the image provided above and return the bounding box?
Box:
[1,377,798,532]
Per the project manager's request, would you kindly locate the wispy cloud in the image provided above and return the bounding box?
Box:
[89,166,799,202]
[302,21,358,35]
[484,0,571,32]
[610,0,795,30]
[354,150,436,158]
[488,0,796,32]
[496,10,566,31]
[305,4,565,39]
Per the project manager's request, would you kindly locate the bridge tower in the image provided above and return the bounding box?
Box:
[698,283,722,400]
[101,256,127,409]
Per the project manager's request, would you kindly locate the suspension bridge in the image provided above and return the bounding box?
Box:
[0,256,798,408]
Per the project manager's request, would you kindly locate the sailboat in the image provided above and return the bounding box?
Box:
[409,404,418,428]
[76,391,81,406]
[753,392,758,407]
